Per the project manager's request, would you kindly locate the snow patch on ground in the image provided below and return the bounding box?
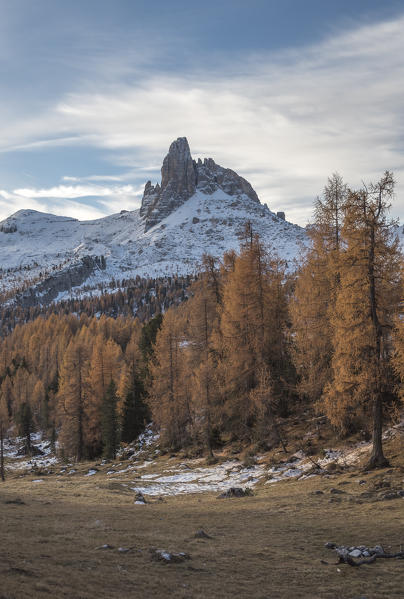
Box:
[3,432,59,471]
[131,460,265,496]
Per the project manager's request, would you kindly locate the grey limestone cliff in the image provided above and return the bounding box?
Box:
[15,255,106,308]
[140,137,260,231]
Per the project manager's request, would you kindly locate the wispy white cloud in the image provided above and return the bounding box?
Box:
[0,189,107,221]
[13,183,142,200]
[0,184,143,222]
[1,14,404,224]
[62,175,124,183]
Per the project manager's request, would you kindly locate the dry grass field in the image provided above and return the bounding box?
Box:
[1,436,403,599]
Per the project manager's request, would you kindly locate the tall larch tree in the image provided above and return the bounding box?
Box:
[149,308,190,450]
[217,231,289,440]
[85,335,122,456]
[323,172,401,468]
[290,173,346,404]
[186,275,220,454]
[57,329,90,460]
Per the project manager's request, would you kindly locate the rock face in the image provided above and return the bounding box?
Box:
[140,137,260,230]
[15,255,106,308]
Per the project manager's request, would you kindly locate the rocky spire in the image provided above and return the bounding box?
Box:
[140,137,260,231]
[161,137,196,198]
[140,137,196,230]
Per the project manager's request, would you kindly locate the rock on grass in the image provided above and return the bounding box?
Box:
[217,487,253,499]
[150,549,191,563]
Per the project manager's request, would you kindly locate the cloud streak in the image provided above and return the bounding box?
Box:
[13,184,143,200]
[1,13,404,224]
[0,184,143,222]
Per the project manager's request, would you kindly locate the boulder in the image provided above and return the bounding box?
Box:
[217,487,253,499]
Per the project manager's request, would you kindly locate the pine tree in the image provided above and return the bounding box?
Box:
[16,402,33,455]
[323,172,401,467]
[101,380,119,459]
[118,363,148,443]
[11,366,33,454]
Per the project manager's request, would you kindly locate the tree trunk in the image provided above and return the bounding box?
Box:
[367,394,389,469]
[203,299,213,458]
[1,425,5,482]
[366,223,389,470]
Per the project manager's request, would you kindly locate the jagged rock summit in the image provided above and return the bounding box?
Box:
[140,137,259,230]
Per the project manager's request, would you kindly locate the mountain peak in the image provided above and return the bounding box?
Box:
[140,137,260,230]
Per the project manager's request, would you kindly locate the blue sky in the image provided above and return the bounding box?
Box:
[0,0,404,224]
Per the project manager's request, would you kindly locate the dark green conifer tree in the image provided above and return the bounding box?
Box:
[101,380,119,459]
[17,402,33,455]
[121,371,148,443]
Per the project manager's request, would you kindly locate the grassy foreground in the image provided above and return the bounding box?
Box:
[1,455,403,599]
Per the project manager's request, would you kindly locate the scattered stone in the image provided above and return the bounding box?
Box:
[118,547,133,553]
[217,487,253,499]
[325,542,404,566]
[194,529,212,539]
[311,490,324,495]
[150,549,191,564]
[95,544,114,550]
[8,566,38,577]
[369,545,384,556]
[325,542,337,549]
[330,488,346,494]
[4,497,26,505]
[373,480,391,489]
[134,492,147,504]
[381,492,400,500]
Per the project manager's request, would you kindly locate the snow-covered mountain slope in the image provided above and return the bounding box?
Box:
[0,138,307,305]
